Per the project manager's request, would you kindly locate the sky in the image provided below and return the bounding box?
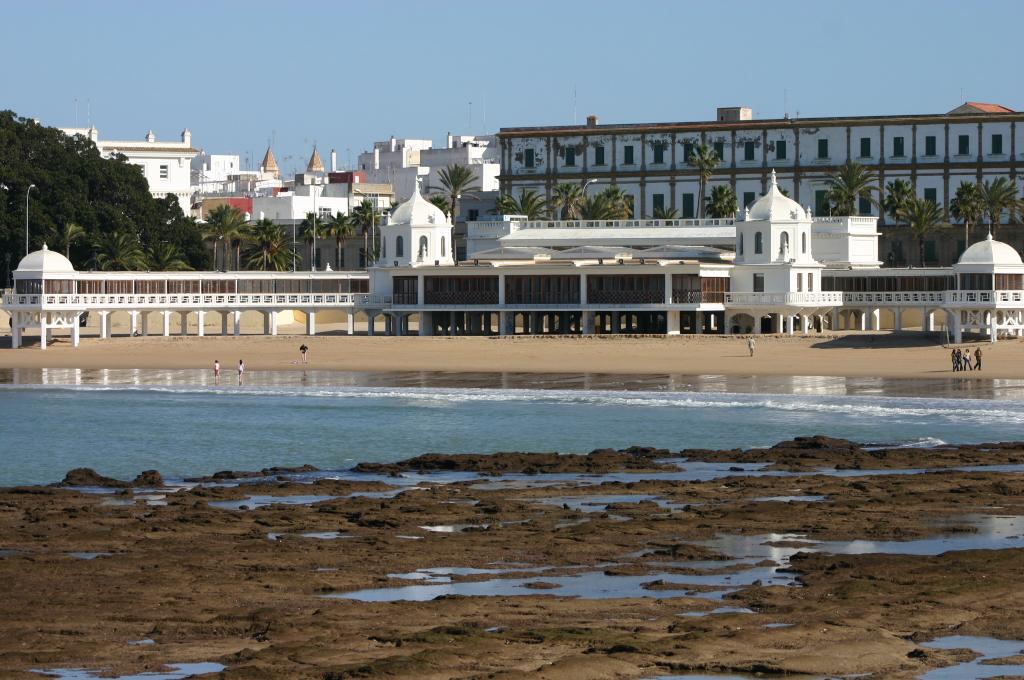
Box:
[2,0,1022,178]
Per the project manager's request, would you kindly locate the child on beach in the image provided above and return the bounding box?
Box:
[213,360,221,385]
[238,359,245,385]
[299,344,309,364]
[747,338,755,357]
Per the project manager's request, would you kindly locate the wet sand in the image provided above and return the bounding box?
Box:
[2,332,1023,379]
[3,438,1024,678]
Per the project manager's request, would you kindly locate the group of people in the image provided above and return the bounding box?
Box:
[211,345,308,385]
[951,347,983,372]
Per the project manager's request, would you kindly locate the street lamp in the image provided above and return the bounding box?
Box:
[25,184,36,256]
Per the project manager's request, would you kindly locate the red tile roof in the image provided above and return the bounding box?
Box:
[949,101,1015,114]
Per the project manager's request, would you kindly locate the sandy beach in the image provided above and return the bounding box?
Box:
[1,331,1022,379]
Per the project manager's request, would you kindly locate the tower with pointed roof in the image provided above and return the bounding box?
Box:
[260,147,280,180]
[306,147,325,174]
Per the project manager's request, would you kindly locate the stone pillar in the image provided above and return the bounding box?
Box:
[989,313,998,343]
[162,310,171,336]
[11,313,21,349]
[923,308,934,332]
[263,311,271,335]
[141,312,149,336]
[786,315,795,336]
[952,312,963,344]
[667,311,680,335]
[196,311,206,337]
[421,312,434,336]
[71,313,81,348]
[180,311,189,336]
[233,310,242,336]
[856,310,867,331]
[694,311,704,335]
[306,310,317,336]
[100,311,110,339]
[830,309,839,331]
[221,313,229,336]
[39,313,48,350]
[894,308,903,331]
[367,313,376,336]
[129,311,138,336]
[612,311,620,334]
[347,311,355,335]
[801,315,809,335]
[583,310,596,335]
[775,313,783,334]
[723,314,732,335]
[269,310,278,336]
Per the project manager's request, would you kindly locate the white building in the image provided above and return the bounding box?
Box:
[60,126,197,213]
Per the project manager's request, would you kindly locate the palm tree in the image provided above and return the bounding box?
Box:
[705,185,738,219]
[223,219,249,271]
[600,186,633,219]
[94,231,146,271]
[204,205,247,270]
[550,183,586,220]
[902,197,945,266]
[428,194,451,218]
[350,199,381,266]
[145,242,192,271]
[652,206,680,219]
[244,219,292,271]
[826,161,878,216]
[579,192,616,219]
[979,177,1019,236]
[299,212,319,270]
[950,181,985,246]
[494,189,549,219]
[436,164,477,234]
[51,222,85,260]
[882,179,914,228]
[323,212,356,269]
[688,144,720,217]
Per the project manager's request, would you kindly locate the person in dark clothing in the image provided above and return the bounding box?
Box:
[974,348,982,371]
[951,348,959,372]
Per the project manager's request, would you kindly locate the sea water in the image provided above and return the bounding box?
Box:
[1,370,1023,487]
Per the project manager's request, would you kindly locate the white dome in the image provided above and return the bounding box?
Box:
[746,170,807,222]
[387,189,449,227]
[957,233,1023,266]
[16,244,75,273]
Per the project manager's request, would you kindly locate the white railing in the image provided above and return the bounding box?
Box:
[842,291,946,305]
[725,291,844,306]
[3,292,369,309]
[520,217,735,230]
[946,290,1024,306]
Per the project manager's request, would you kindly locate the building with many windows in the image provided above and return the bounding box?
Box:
[496,104,1023,265]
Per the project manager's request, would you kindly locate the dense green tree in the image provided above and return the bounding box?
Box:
[882,179,914,228]
[950,181,985,243]
[495,189,549,219]
[350,199,384,266]
[705,185,738,218]
[145,242,192,271]
[979,177,1019,235]
[652,206,680,219]
[436,165,477,230]
[203,205,247,270]
[688,144,720,218]
[550,183,586,219]
[323,212,355,269]
[244,219,292,271]
[427,194,451,217]
[0,111,208,274]
[826,161,878,215]
[94,231,146,270]
[48,221,85,259]
[902,197,945,266]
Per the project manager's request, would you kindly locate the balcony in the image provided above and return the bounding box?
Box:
[725,291,843,307]
[2,292,364,310]
[423,291,499,305]
[587,290,665,305]
[946,290,1024,306]
[671,291,725,304]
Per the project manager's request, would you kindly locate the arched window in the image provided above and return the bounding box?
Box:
[441,236,446,258]
[801,232,807,254]
[396,235,404,258]
[738,233,744,256]
[754,231,763,254]
[418,235,428,261]
[779,231,790,259]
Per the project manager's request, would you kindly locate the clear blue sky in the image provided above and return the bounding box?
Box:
[2,0,1021,177]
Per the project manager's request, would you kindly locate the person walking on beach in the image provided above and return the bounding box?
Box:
[962,350,973,371]
[213,360,221,385]
[238,359,245,385]
[299,343,309,364]
[747,338,756,357]
[951,348,958,372]
[974,348,983,371]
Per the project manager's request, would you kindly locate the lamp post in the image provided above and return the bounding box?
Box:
[25,184,36,256]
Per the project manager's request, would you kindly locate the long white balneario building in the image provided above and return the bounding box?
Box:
[5,172,1024,348]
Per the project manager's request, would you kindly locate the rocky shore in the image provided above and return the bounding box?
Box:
[3,437,1024,679]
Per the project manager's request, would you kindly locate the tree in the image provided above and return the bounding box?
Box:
[50,222,85,261]
[826,161,878,216]
[882,179,914,227]
[979,177,1019,236]
[550,183,586,220]
[350,199,383,266]
[244,219,292,271]
[577,187,632,219]
[145,242,192,271]
[299,212,320,270]
[950,181,984,244]
[705,185,738,219]
[94,231,146,270]
[323,212,355,269]
[494,189,548,219]
[652,206,680,219]
[223,216,250,271]
[436,164,477,239]
[903,197,945,266]
[203,204,246,270]
[688,144,720,218]
[427,194,451,217]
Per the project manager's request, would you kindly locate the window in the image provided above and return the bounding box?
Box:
[924,135,937,156]
[859,196,872,215]
[817,138,829,159]
[743,191,756,208]
[683,142,693,163]
[958,135,970,155]
[594,145,605,166]
[564,147,575,167]
[992,134,1003,155]
[159,164,169,179]
[681,193,695,218]
[797,273,803,292]
[744,141,755,161]
[652,142,665,164]
[779,231,790,259]
[418,235,428,261]
[801,232,807,254]
[754,231,763,254]
[467,209,479,221]
[815,190,829,216]
[893,136,905,158]
[753,273,764,292]
[652,193,665,213]
[924,187,937,205]
[860,137,871,157]
[623,145,634,165]
[524,148,535,168]
[396,235,404,258]
[776,140,787,160]
[808,273,814,291]
[713,141,724,160]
